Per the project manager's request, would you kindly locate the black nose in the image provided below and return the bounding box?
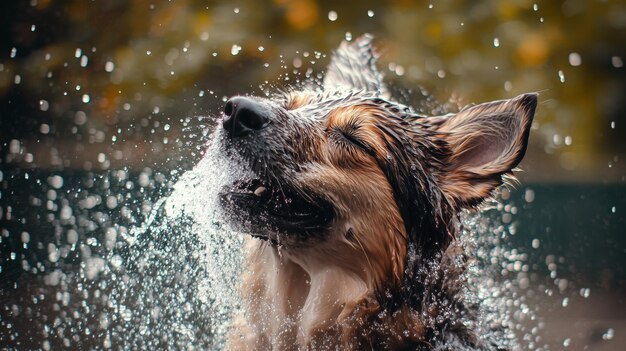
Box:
[222,97,270,137]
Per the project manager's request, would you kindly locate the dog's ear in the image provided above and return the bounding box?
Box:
[435,93,537,207]
[323,34,387,96]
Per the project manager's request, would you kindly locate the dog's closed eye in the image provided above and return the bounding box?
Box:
[329,125,365,148]
[339,129,369,150]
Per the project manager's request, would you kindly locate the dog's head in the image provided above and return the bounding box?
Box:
[219,35,536,285]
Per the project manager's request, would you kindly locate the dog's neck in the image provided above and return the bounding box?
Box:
[279,244,372,343]
[238,220,465,349]
[243,237,394,349]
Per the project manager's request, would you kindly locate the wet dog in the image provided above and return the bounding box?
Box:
[219,35,536,350]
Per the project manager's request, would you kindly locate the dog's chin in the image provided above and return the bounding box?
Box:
[218,178,334,244]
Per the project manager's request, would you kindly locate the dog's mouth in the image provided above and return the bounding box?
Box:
[219,177,334,241]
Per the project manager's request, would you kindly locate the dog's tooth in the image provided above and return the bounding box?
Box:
[254,186,267,197]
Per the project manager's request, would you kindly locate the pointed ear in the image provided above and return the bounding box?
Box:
[436,93,537,207]
[323,34,388,96]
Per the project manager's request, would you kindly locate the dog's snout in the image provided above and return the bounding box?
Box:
[223,97,270,137]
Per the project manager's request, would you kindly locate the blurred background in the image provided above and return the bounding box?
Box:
[1,0,625,350]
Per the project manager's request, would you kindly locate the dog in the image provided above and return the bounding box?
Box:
[218,34,536,350]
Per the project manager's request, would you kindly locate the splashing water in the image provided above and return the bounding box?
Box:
[2,113,548,350]
[1,130,252,350]
[462,211,536,350]
[101,131,248,349]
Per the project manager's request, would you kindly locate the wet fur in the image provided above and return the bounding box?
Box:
[222,35,536,350]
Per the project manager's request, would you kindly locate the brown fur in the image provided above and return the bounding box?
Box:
[220,35,536,350]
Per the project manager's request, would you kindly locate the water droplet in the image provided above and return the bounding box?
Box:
[47,175,64,189]
[231,45,242,56]
[105,61,115,72]
[611,206,616,213]
[558,70,565,83]
[233,7,239,14]
[14,74,21,84]
[563,337,571,347]
[31,24,36,32]
[328,11,338,21]
[533,3,538,11]
[48,243,60,262]
[568,52,582,66]
[75,111,87,125]
[258,46,264,52]
[579,288,591,298]
[39,100,49,111]
[504,81,512,92]
[9,139,21,153]
[564,135,572,145]
[612,56,623,68]
[10,47,17,58]
[532,239,540,249]
[82,94,90,103]
[75,48,82,58]
[611,121,615,129]
[493,38,500,47]
[367,10,374,17]
[345,32,352,41]
[602,328,615,340]
[292,57,302,68]
[524,188,535,203]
